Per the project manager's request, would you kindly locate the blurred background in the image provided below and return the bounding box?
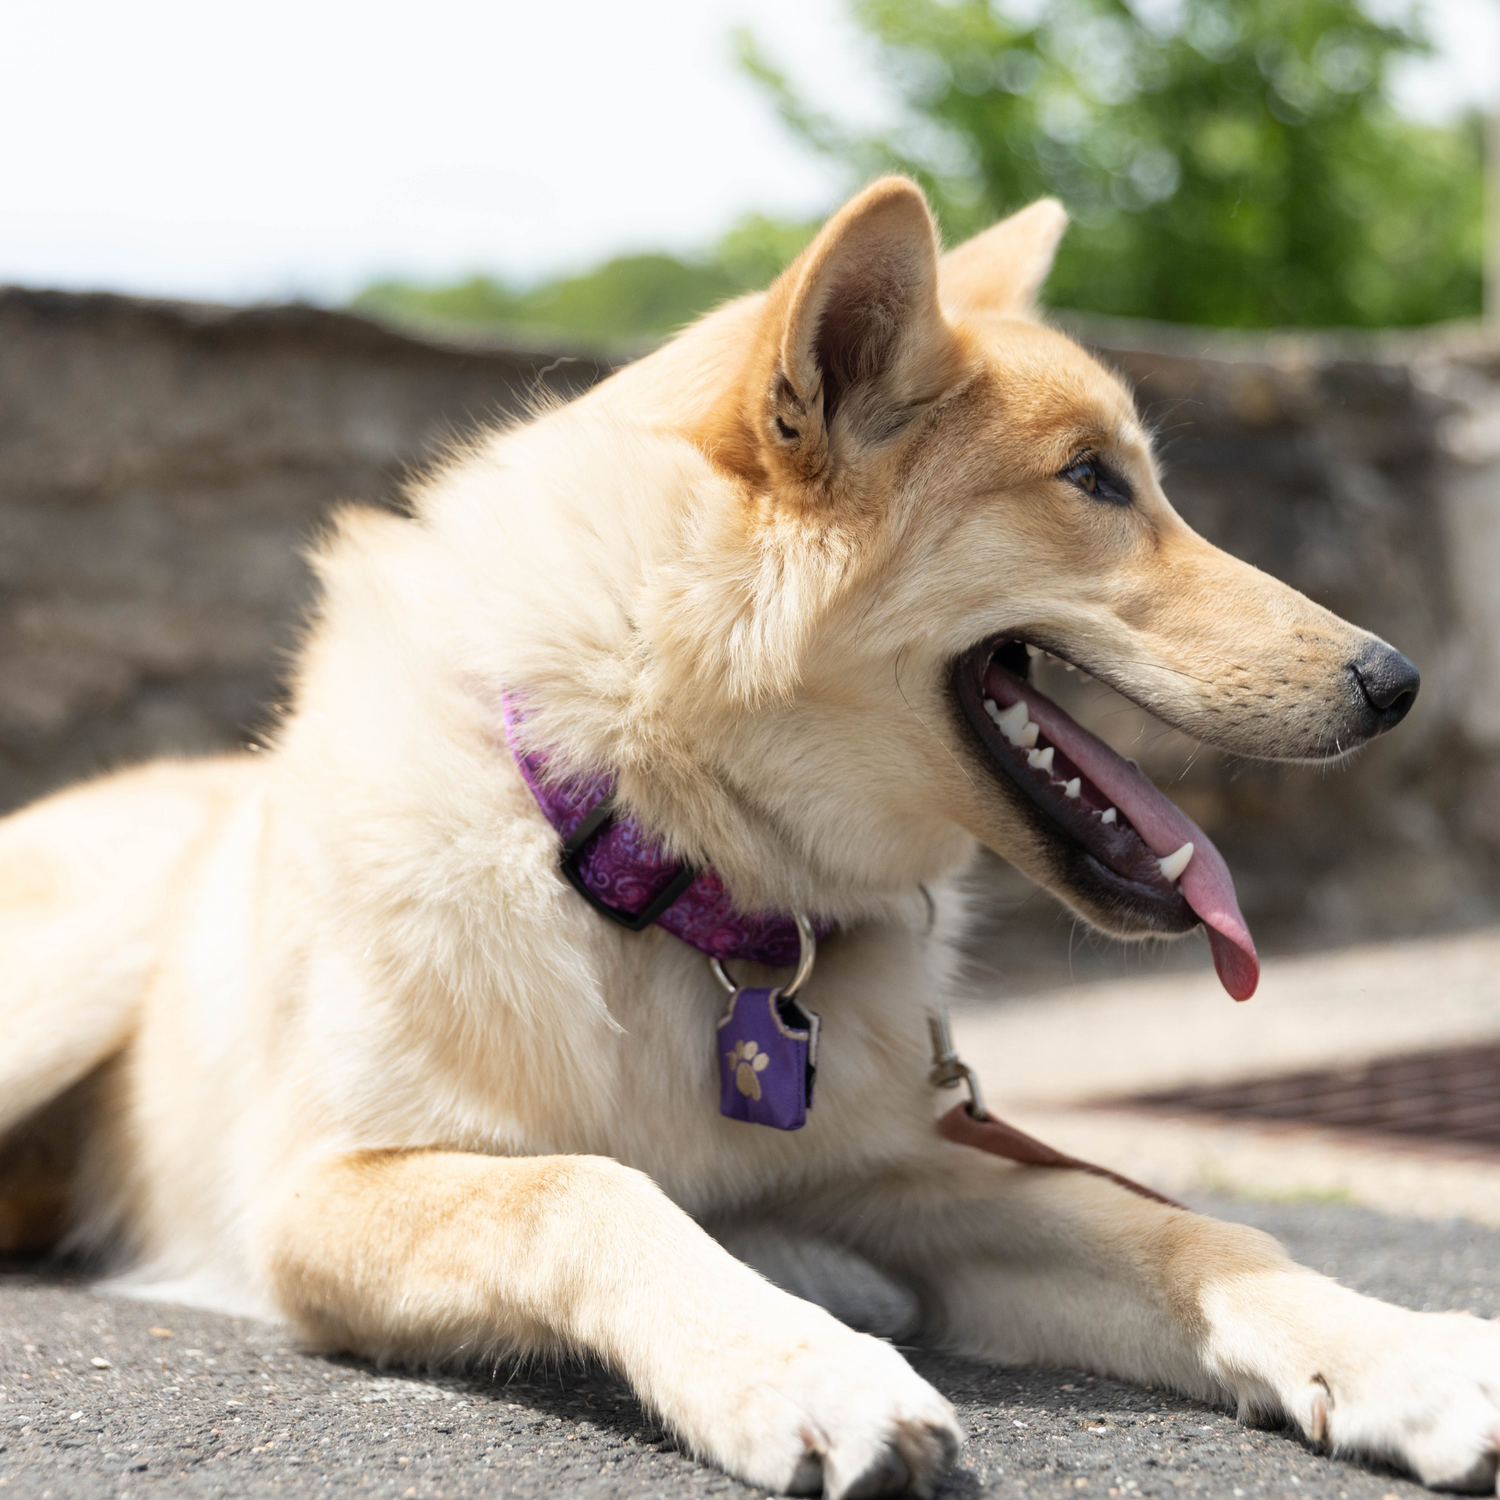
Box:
[3,0,1500,981]
[4,0,1494,331]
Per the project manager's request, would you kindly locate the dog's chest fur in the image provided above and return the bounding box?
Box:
[110,767,950,1288]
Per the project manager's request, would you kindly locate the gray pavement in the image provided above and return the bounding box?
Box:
[2,1195,1498,1500]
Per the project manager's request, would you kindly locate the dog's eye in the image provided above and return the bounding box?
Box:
[1063,458,1098,493]
[1060,454,1132,506]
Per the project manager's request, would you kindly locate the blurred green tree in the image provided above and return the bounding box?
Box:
[353,213,818,344]
[738,0,1484,327]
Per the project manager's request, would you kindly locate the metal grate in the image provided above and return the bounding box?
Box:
[1122,1043,1500,1154]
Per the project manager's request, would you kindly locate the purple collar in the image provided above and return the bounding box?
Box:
[501,695,820,968]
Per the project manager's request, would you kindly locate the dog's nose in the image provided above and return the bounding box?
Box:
[1352,643,1420,732]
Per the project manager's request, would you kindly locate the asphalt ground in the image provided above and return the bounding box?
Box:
[3,1195,1498,1500]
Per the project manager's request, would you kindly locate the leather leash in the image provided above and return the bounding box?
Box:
[928,1010,1184,1210]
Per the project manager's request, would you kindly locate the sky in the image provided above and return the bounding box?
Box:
[1,0,1494,305]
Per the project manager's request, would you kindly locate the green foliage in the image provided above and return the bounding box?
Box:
[354,214,819,344]
[714,214,825,290]
[357,2,1482,338]
[739,0,1483,328]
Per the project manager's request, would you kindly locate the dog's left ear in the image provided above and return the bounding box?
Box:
[939,198,1068,319]
[762,176,957,478]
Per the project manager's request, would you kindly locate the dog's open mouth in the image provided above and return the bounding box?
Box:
[953,639,1259,1000]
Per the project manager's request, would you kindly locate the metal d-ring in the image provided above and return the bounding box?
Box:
[710,912,817,1000]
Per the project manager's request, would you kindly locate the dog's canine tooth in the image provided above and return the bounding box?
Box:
[1063,778,1081,799]
[1101,807,1118,824]
[1025,644,1041,659]
[1027,746,1054,774]
[994,700,1031,744]
[1158,842,1194,883]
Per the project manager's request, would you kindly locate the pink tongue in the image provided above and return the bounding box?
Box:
[986,665,1259,1000]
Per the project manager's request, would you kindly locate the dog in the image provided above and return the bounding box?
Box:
[3,176,1495,1498]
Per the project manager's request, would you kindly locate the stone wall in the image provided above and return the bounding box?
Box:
[2,286,1497,961]
[0,289,600,812]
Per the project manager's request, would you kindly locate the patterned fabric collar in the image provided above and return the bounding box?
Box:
[501,694,821,968]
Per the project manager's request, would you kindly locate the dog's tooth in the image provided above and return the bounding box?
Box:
[1126,757,1141,771]
[994,699,1031,744]
[1101,807,1118,824]
[1063,662,1076,673]
[1063,778,1081,799]
[984,697,1003,725]
[1158,842,1194,883]
[1019,721,1039,748]
[1027,746,1054,774]
[1026,644,1042,659]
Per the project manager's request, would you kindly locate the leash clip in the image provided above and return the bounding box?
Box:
[927,1009,987,1119]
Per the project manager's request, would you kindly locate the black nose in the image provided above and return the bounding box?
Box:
[1352,643,1420,732]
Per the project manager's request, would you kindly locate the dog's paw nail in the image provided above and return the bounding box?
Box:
[896,1416,963,1498]
[785,1450,824,1495]
[1305,1379,1331,1446]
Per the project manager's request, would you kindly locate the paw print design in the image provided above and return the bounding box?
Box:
[727,1039,770,1100]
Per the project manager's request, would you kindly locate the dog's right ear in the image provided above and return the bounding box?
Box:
[939,198,1068,320]
[758,176,958,482]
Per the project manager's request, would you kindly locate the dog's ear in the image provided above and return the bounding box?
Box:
[761,176,956,478]
[939,198,1068,319]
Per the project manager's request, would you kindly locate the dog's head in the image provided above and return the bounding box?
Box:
[604,176,1415,999]
[450,178,1417,999]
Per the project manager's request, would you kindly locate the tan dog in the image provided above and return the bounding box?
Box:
[3,177,1495,1498]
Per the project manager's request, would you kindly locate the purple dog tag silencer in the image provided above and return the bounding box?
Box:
[717,987,819,1130]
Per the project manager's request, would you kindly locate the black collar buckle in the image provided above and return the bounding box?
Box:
[558,793,699,932]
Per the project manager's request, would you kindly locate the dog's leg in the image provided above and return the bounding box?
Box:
[836,1151,1500,1492]
[0,762,250,1137]
[256,1148,961,1498]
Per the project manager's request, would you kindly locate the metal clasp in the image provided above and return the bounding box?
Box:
[710,912,817,1000]
[927,1008,987,1119]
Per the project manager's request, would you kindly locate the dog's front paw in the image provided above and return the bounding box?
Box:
[1285,1308,1500,1493]
[676,1307,960,1499]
